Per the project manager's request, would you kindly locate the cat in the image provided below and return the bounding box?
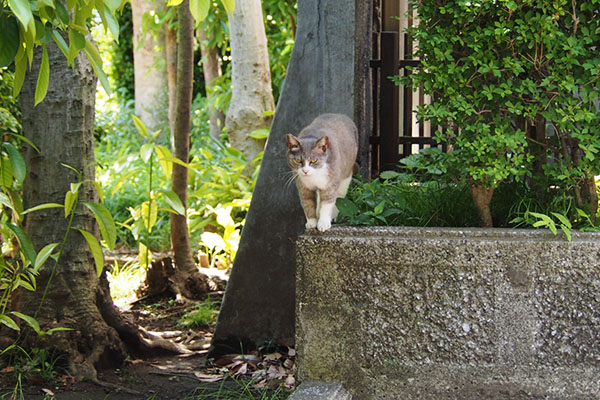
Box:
[286,113,358,232]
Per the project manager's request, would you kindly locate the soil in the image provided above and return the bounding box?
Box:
[1,294,295,400]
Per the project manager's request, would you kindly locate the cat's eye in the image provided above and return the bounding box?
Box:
[309,159,317,164]
[294,158,302,164]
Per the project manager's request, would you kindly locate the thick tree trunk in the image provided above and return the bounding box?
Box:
[170,1,211,301]
[18,43,127,380]
[131,0,168,132]
[199,27,225,139]
[226,0,275,166]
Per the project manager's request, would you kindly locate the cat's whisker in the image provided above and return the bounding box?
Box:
[282,171,297,191]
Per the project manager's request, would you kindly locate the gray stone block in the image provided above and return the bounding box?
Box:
[296,226,600,399]
[289,382,353,400]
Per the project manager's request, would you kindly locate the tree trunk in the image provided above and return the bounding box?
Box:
[17,42,126,381]
[226,0,275,166]
[166,25,177,135]
[131,0,169,132]
[471,184,495,228]
[199,27,225,140]
[16,41,184,384]
[169,1,210,301]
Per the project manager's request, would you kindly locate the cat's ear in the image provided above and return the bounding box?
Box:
[314,136,330,154]
[286,134,301,151]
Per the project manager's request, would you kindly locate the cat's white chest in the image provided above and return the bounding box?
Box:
[297,166,329,191]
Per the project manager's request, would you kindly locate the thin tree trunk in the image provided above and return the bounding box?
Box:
[471,184,494,228]
[226,0,275,167]
[166,25,177,135]
[199,27,225,139]
[170,1,210,301]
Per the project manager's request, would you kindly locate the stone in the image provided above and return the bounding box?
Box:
[289,382,353,400]
[296,226,600,399]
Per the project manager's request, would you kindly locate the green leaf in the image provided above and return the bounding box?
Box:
[0,14,19,67]
[379,170,402,180]
[132,114,149,138]
[551,212,572,229]
[78,229,105,277]
[6,223,36,265]
[190,0,210,24]
[34,243,59,272]
[167,0,184,5]
[162,190,185,215]
[12,52,27,97]
[140,142,154,163]
[46,326,73,335]
[220,0,235,15]
[141,200,158,233]
[22,202,64,214]
[158,155,189,169]
[64,190,77,217]
[374,200,386,215]
[34,45,50,106]
[83,202,117,250]
[68,29,86,63]
[138,241,151,269]
[3,142,26,184]
[336,197,359,217]
[154,145,172,178]
[248,128,269,140]
[8,0,34,33]
[0,314,19,331]
[84,41,111,96]
[92,180,105,203]
[11,311,41,335]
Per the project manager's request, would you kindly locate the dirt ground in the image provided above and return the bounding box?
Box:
[1,294,294,400]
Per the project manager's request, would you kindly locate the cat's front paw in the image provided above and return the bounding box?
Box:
[317,218,331,232]
[305,218,317,230]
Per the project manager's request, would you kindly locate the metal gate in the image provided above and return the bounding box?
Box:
[370,0,446,176]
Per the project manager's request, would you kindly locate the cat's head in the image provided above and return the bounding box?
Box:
[286,134,329,177]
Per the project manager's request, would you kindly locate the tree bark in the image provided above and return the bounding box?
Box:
[226,0,275,166]
[18,42,127,380]
[471,184,495,228]
[166,25,177,135]
[169,1,210,301]
[16,41,184,383]
[199,27,225,140]
[131,0,168,132]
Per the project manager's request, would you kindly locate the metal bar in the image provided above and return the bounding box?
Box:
[379,31,400,171]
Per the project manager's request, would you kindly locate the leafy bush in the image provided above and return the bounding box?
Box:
[401,1,600,226]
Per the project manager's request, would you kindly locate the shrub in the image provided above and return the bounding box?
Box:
[401,1,600,226]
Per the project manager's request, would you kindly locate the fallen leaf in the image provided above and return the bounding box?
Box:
[41,388,55,396]
[264,352,282,361]
[193,371,223,382]
[284,375,296,389]
[0,367,14,374]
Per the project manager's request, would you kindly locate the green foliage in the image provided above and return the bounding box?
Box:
[177,298,219,329]
[184,376,290,400]
[337,172,479,227]
[1,0,124,101]
[402,0,600,193]
[111,2,134,102]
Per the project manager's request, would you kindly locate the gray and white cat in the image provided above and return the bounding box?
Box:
[286,113,358,231]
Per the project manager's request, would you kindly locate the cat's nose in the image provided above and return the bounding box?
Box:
[302,169,309,175]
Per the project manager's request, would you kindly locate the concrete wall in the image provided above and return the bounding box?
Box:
[296,226,600,399]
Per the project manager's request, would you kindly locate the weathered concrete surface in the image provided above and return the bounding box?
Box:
[289,382,353,400]
[296,226,600,399]
[210,0,371,356]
